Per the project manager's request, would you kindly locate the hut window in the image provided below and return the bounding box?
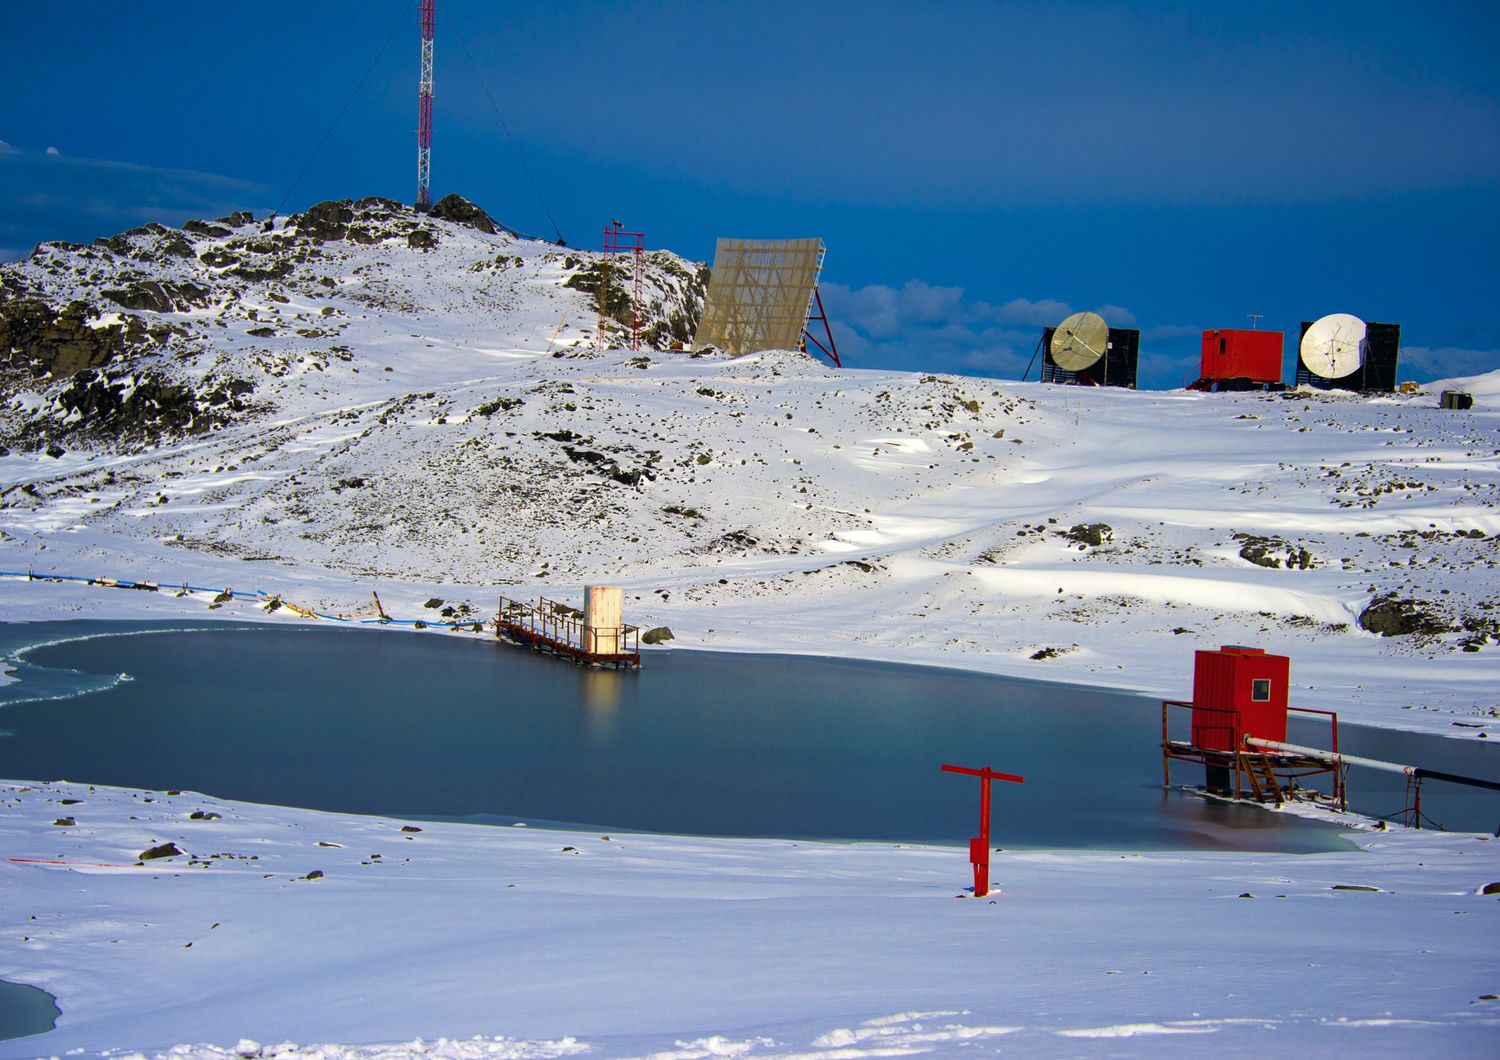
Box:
[1251,679,1271,702]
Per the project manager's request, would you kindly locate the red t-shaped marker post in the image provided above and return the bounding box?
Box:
[941,763,1024,897]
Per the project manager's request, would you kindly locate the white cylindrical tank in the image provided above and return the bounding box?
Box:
[583,585,623,655]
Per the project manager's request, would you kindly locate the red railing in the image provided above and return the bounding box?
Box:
[1162,700,1340,758]
[1287,706,1339,758]
[1162,699,1236,752]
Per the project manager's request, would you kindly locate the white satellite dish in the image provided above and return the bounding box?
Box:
[1050,311,1108,372]
[1300,313,1366,379]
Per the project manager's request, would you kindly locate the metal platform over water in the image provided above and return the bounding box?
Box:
[1162,699,1346,809]
[492,594,641,669]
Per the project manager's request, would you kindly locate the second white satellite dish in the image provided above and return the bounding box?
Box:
[1300,312,1366,379]
[1050,311,1108,372]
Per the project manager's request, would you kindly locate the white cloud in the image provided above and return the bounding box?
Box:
[821,279,1123,379]
[0,140,17,155]
[1399,346,1500,382]
[1092,304,1137,327]
[822,280,965,339]
[987,297,1073,327]
[45,145,60,156]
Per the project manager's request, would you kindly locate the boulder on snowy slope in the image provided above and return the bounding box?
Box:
[48,368,250,441]
[0,298,131,376]
[1062,523,1113,547]
[138,841,184,861]
[1358,596,1452,637]
[294,199,356,242]
[1234,532,1315,570]
[102,280,213,314]
[92,221,195,262]
[428,193,498,234]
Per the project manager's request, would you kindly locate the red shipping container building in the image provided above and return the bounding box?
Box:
[1189,646,1290,752]
[1200,329,1284,385]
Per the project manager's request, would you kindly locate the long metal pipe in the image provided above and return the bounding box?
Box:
[1247,737,1500,794]
[1248,737,1413,776]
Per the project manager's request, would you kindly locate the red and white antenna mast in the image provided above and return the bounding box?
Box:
[416,0,435,211]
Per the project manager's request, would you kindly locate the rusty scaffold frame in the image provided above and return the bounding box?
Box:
[492,594,641,669]
[597,222,646,351]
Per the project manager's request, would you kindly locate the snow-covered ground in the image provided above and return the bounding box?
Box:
[1,210,1498,1054]
[3,779,1497,1059]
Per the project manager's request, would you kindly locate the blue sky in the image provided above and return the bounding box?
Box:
[3,1,1497,387]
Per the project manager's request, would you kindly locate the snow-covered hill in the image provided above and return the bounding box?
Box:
[0,201,1497,737]
[0,194,705,445]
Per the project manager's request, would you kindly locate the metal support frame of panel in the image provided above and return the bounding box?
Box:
[695,237,830,358]
[798,243,841,365]
[802,286,842,367]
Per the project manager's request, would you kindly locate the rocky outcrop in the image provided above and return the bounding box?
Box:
[0,299,130,377]
[48,369,252,440]
[1062,523,1113,547]
[102,280,213,313]
[182,219,233,239]
[93,222,195,261]
[563,262,633,329]
[428,194,497,234]
[561,252,708,350]
[294,200,355,243]
[1358,596,1452,637]
[1234,533,1314,570]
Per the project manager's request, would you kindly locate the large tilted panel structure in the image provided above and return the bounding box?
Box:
[694,238,825,354]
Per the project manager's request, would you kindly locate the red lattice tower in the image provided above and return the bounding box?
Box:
[600,222,646,351]
[415,0,436,211]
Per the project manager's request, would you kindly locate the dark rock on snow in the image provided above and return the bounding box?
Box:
[1062,523,1113,547]
[1358,596,1453,637]
[294,200,356,243]
[139,842,185,861]
[0,298,129,377]
[102,280,212,314]
[1235,533,1314,570]
[428,194,498,234]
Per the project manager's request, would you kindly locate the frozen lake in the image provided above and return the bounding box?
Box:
[0,621,1494,849]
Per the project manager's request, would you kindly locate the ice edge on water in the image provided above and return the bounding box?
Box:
[0,624,261,707]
